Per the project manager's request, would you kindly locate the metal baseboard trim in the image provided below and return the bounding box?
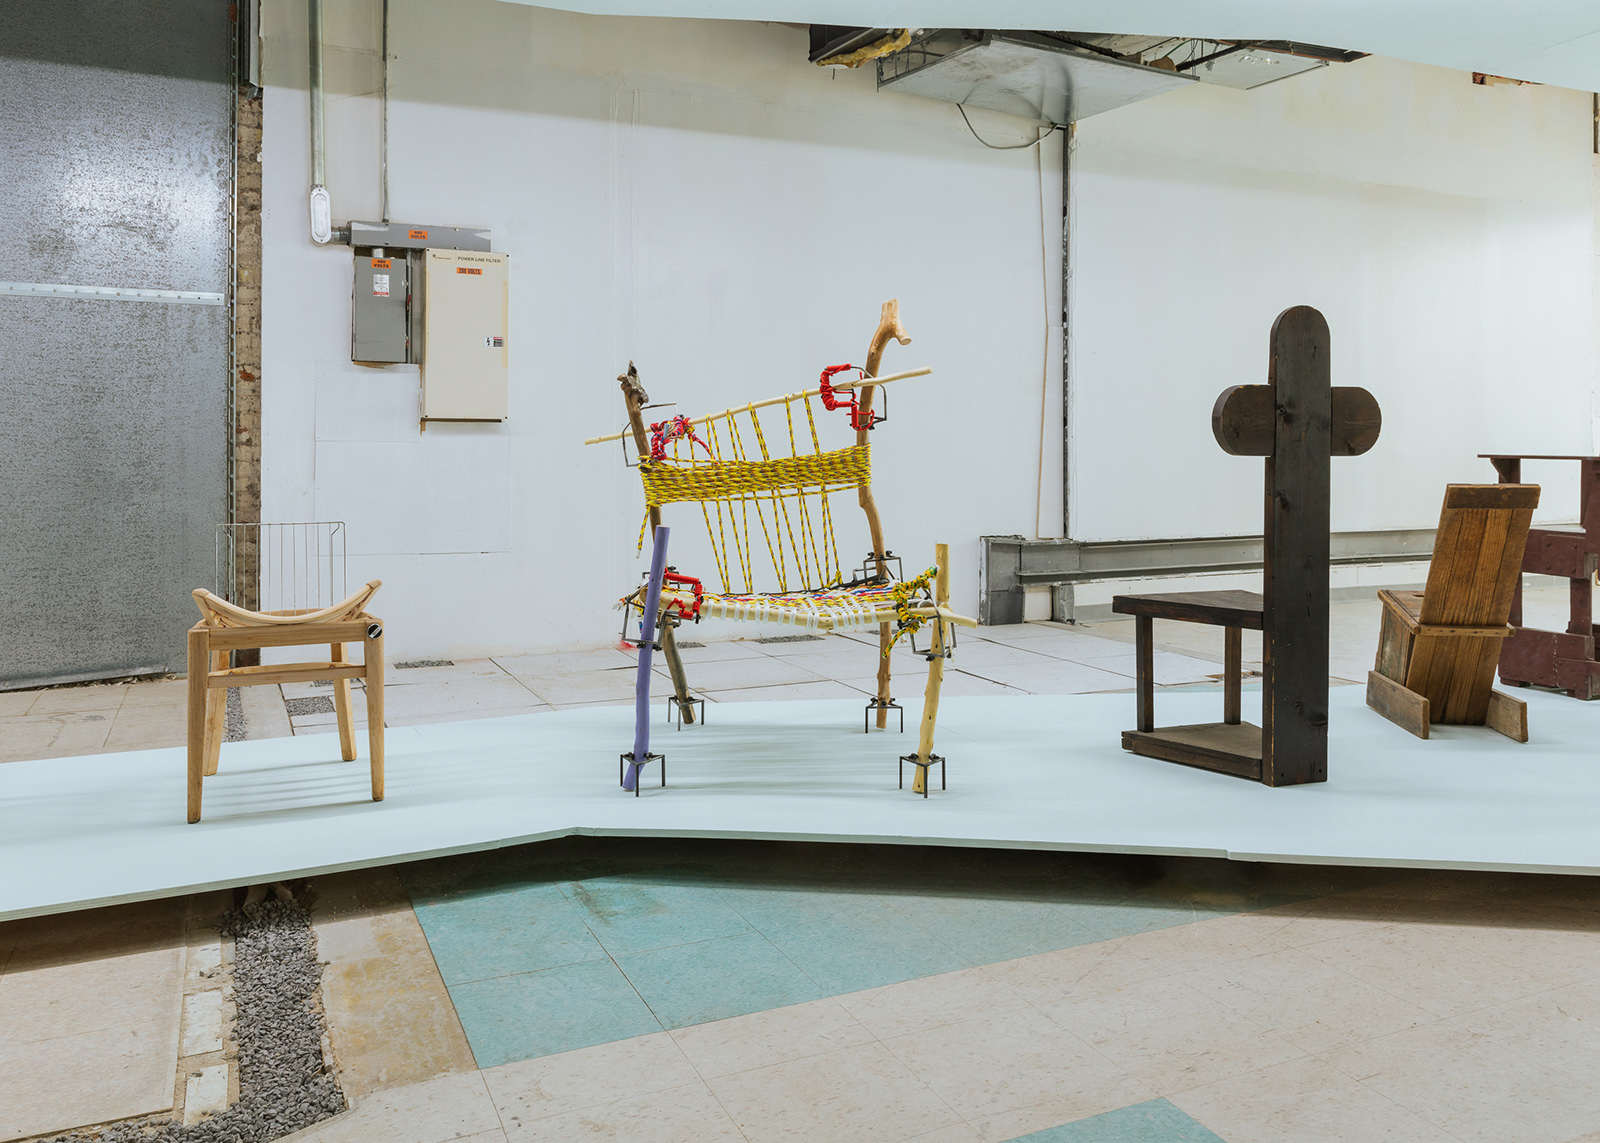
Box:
[1063,582,1430,624]
[979,530,1438,626]
[0,666,170,694]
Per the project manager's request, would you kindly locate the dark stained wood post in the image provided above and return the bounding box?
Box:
[1223,627,1242,726]
[1263,307,1332,785]
[1117,306,1379,786]
[1212,305,1380,785]
[1135,615,1154,733]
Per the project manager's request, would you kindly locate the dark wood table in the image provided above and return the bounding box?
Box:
[1111,590,1265,780]
[1481,454,1600,699]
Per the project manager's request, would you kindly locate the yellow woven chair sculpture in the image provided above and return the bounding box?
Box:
[587,301,976,793]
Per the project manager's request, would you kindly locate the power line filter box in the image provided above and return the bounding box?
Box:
[420,248,508,422]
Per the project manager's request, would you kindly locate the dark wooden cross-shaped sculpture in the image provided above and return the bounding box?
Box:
[1113,306,1381,785]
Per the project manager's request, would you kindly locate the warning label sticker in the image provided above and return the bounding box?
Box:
[371,258,391,268]
[408,229,428,239]
[456,267,482,275]
[484,336,504,348]
[372,274,390,297]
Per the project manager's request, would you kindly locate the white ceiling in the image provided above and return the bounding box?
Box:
[496,0,1600,95]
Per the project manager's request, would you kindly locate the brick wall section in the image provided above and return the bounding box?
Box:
[234,91,263,617]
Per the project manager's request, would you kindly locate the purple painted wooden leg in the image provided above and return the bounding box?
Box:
[625,525,670,791]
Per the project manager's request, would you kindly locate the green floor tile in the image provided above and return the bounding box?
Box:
[561,876,752,954]
[615,931,824,1028]
[411,883,606,985]
[1006,1098,1227,1142]
[765,914,968,993]
[448,958,662,1067]
[400,836,1409,1069]
[714,884,898,933]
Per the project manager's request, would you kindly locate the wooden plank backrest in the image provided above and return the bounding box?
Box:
[1418,484,1538,628]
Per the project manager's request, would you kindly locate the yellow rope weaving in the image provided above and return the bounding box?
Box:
[640,445,871,508]
[634,391,871,596]
[886,566,939,654]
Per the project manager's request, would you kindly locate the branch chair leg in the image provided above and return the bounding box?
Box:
[875,620,893,729]
[911,543,951,795]
[661,617,696,725]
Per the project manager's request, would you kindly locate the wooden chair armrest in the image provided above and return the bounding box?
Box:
[1415,624,1514,639]
[1375,589,1421,633]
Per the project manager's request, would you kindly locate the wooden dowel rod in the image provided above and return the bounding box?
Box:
[583,367,933,446]
[827,367,930,391]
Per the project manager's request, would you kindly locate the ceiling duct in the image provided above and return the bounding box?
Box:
[875,30,1193,124]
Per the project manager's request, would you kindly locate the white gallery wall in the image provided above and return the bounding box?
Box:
[259,1,1596,658]
[1068,55,1597,542]
[260,0,1063,657]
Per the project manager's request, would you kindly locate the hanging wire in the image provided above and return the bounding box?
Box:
[958,104,1060,150]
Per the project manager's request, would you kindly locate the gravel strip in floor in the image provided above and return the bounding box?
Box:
[224,688,246,743]
[42,895,346,1143]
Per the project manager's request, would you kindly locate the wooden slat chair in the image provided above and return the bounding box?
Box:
[186,579,386,822]
[589,301,976,793]
[1366,484,1540,741]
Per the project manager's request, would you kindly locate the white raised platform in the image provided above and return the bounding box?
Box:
[3,686,1598,920]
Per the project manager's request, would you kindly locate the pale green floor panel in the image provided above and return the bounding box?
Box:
[402,837,1394,1067]
[1006,1099,1226,1142]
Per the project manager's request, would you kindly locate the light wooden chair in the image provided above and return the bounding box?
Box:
[1366,484,1539,741]
[186,580,386,822]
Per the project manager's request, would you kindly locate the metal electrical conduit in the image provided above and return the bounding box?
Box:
[307,0,334,244]
[307,0,389,242]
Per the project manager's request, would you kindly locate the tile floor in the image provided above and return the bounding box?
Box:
[267,847,1600,1143]
[7,825,1600,1142]
[0,892,232,1142]
[398,838,1365,1069]
[5,586,1599,1142]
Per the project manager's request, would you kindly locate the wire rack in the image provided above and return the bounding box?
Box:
[216,521,348,613]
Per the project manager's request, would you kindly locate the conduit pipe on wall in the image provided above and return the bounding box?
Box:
[307,0,333,244]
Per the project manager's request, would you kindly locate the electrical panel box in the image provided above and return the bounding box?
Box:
[419,249,509,423]
[351,253,409,363]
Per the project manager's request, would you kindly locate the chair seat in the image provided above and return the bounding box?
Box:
[666,581,911,632]
[192,580,382,627]
[1111,590,1264,630]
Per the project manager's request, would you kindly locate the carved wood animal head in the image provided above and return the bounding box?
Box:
[617,361,649,408]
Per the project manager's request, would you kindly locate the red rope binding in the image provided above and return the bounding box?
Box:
[818,364,880,432]
[648,414,711,462]
[662,571,703,620]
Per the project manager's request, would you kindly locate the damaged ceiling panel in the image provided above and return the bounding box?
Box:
[863,30,1367,125]
[875,30,1194,124]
